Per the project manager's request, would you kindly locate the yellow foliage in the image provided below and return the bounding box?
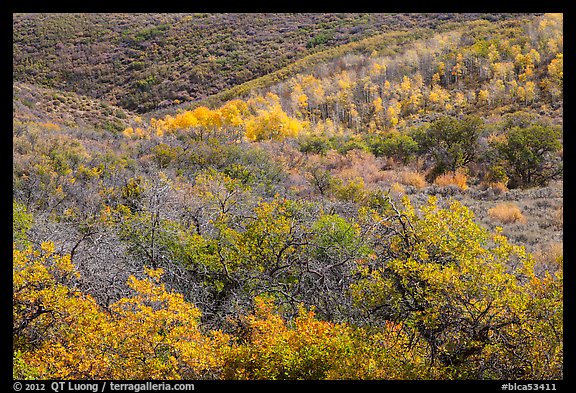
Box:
[245,103,305,141]
[223,296,431,380]
[547,53,563,82]
[14,244,229,379]
[40,122,61,131]
[220,99,249,126]
[478,89,490,105]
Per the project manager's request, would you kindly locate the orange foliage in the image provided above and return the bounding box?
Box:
[400,170,427,189]
[434,170,468,190]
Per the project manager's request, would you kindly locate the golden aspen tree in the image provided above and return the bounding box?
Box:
[452,53,465,84]
[547,53,563,83]
[245,102,305,141]
[478,89,490,106]
[524,81,536,104]
[399,75,412,97]
[387,105,399,129]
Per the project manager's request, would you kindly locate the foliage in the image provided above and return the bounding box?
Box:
[415,115,484,180]
[433,170,468,191]
[491,125,562,188]
[245,99,305,141]
[488,202,526,224]
[367,131,418,164]
[350,196,562,379]
[13,200,32,247]
[14,244,228,379]
[12,13,563,381]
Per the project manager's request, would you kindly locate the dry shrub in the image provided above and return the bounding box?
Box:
[488,181,508,194]
[390,182,405,195]
[400,170,426,189]
[553,206,563,229]
[434,170,468,191]
[378,170,401,185]
[533,241,563,269]
[488,202,527,224]
[330,149,388,187]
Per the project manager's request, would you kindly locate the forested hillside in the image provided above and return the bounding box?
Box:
[13,13,562,381]
[13,13,537,112]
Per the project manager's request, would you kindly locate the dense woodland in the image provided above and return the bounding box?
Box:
[13,13,562,380]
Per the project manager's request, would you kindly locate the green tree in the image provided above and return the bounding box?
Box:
[13,201,33,247]
[414,115,484,181]
[492,125,562,188]
[367,131,418,164]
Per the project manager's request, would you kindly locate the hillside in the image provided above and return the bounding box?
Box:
[13,13,539,113]
[13,13,563,382]
[13,81,139,132]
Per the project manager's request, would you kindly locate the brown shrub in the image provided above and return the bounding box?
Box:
[553,206,563,229]
[488,202,527,224]
[400,170,426,189]
[532,241,563,271]
[434,170,468,191]
[488,181,508,194]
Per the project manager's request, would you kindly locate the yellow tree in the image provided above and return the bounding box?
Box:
[108,268,229,379]
[350,196,562,379]
[223,296,432,380]
[245,95,305,141]
[14,243,229,380]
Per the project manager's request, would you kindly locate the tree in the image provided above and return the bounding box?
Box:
[245,101,305,141]
[14,243,229,379]
[367,131,418,164]
[415,115,484,181]
[13,200,33,247]
[222,295,433,380]
[351,196,563,379]
[492,125,562,188]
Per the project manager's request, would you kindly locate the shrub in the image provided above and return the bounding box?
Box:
[367,131,418,164]
[414,115,484,180]
[400,171,426,189]
[487,181,509,194]
[390,182,406,195]
[554,206,563,229]
[488,202,526,224]
[433,170,468,191]
[532,241,563,271]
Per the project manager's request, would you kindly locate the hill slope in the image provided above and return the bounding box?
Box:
[13,13,539,113]
[12,13,563,381]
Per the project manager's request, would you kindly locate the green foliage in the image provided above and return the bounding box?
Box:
[492,125,562,188]
[13,201,33,248]
[311,214,369,261]
[101,119,126,134]
[366,131,418,164]
[331,177,367,203]
[333,136,370,155]
[351,196,562,379]
[298,134,332,155]
[218,196,303,274]
[307,31,334,48]
[151,143,183,168]
[13,350,40,380]
[415,115,484,180]
[12,13,563,381]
